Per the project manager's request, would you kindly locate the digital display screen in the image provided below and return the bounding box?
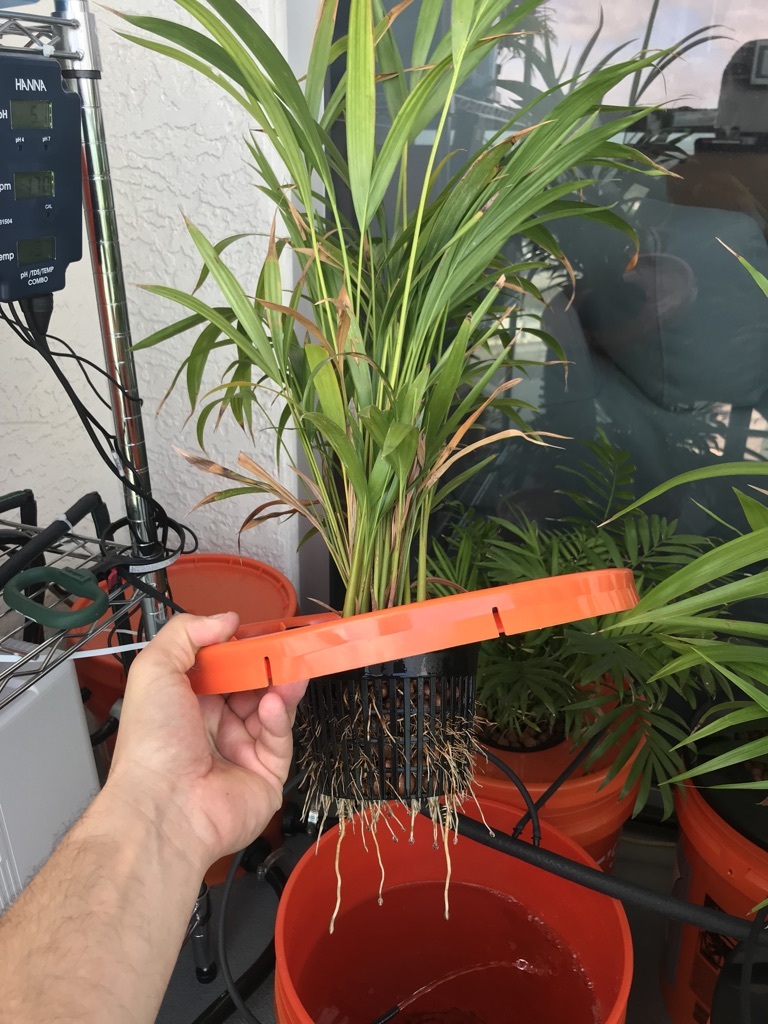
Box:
[17,236,55,266]
[10,100,53,130]
[14,171,55,200]
[754,42,768,84]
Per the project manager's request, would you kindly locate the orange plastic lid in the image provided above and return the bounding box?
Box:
[191,568,638,694]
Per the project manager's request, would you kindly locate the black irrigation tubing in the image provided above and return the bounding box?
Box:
[510,730,605,839]
[452,813,768,948]
[741,906,768,1024]
[479,746,542,846]
[216,848,268,1024]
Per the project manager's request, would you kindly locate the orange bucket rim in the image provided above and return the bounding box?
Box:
[473,738,642,802]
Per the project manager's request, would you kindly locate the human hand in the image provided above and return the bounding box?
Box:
[106,612,308,872]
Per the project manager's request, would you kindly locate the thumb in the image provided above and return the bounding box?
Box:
[132,612,240,682]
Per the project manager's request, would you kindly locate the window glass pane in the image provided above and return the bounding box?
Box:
[377,2,768,533]
[492,3,768,535]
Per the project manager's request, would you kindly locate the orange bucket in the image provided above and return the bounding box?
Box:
[473,739,639,871]
[73,552,298,723]
[662,782,768,1024]
[274,798,633,1024]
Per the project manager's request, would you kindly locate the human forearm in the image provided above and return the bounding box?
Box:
[0,777,207,1024]
[0,613,306,1024]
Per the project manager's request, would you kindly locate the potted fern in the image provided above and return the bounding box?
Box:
[429,434,724,866]
[124,0,668,833]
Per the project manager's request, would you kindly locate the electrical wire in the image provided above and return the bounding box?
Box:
[0,299,198,565]
[3,302,135,482]
[46,336,137,409]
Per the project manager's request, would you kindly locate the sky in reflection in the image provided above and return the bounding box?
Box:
[509,0,768,109]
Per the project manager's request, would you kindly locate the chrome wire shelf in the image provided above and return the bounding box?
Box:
[0,10,81,60]
[0,520,143,710]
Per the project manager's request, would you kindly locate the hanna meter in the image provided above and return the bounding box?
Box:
[0,54,82,301]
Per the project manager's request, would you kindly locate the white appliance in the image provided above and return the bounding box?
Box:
[0,658,99,911]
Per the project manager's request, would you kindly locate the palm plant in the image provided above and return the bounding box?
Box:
[125,0,668,620]
[597,479,768,810]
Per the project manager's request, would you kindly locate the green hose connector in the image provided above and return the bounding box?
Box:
[3,567,108,630]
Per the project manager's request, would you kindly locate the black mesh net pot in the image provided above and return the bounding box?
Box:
[297,644,479,815]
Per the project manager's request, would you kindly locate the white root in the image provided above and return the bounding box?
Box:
[329,814,346,935]
[470,788,495,839]
[370,807,386,906]
[442,805,452,921]
[296,677,483,932]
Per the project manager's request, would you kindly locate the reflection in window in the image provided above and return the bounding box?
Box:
[445,2,768,533]
[365,2,768,531]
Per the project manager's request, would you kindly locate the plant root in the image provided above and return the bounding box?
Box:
[298,672,480,930]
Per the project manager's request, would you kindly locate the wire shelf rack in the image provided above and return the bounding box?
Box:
[0,520,143,711]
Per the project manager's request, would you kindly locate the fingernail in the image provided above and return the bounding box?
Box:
[210,611,235,619]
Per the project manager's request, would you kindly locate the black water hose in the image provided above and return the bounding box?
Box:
[214,828,297,1024]
[89,716,119,748]
[510,730,604,839]
[190,850,286,1024]
[742,907,768,1024]
[0,489,37,523]
[452,812,768,948]
[216,847,266,1024]
[479,746,541,846]
[190,938,276,1024]
[0,492,107,590]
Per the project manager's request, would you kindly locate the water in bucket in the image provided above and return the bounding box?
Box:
[298,880,600,1024]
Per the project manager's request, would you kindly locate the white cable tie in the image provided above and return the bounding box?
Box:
[127,552,180,575]
[55,514,74,530]
[0,640,149,664]
[110,448,125,477]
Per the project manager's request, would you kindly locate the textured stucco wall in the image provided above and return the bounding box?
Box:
[0,0,313,591]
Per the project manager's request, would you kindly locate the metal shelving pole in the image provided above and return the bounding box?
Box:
[0,3,169,639]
